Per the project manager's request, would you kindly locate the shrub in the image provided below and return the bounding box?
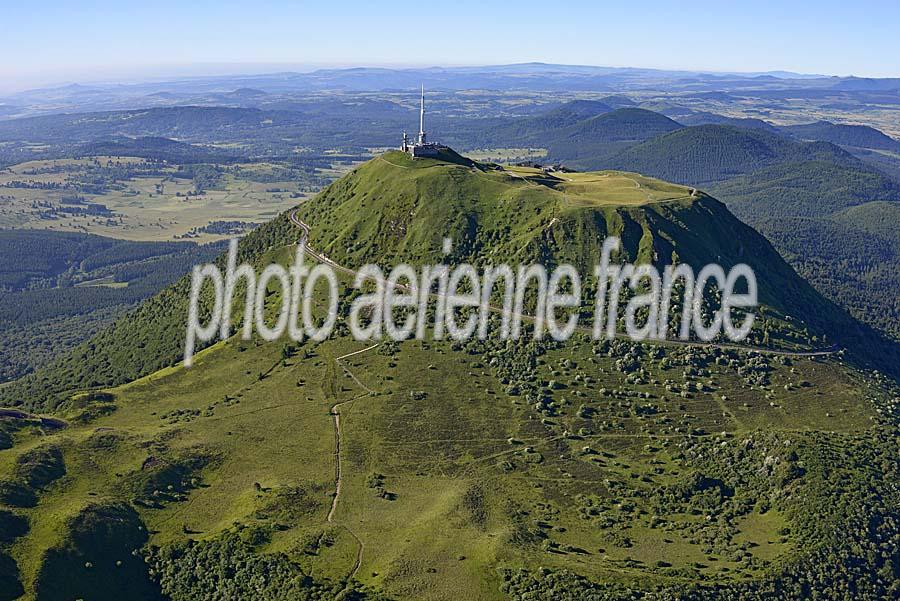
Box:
[15,445,65,489]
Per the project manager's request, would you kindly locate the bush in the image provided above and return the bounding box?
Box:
[34,503,158,601]
[0,480,37,508]
[15,445,65,489]
[0,510,29,543]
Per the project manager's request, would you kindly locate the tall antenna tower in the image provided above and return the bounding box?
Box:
[418,84,427,145]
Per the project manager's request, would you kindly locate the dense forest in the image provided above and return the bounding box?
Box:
[545,117,900,343]
[781,120,900,152]
[601,126,859,184]
[750,206,900,340]
[0,230,223,382]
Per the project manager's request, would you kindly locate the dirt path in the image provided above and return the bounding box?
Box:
[325,343,379,586]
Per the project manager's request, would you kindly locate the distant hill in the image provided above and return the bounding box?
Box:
[490,99,613,145]
[0,102,479,156]
[545,99,615,121]
[604,124,858,184]
[0,107,282,144]
[779,120,900,152]
[547,108,683,166]
[597,94,637,108]
[683,91,741,102]
[678,111,778,132]
[830,76,900,91]
[228,87,268,98]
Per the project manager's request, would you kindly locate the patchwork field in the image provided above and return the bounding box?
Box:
[0,157,343,242]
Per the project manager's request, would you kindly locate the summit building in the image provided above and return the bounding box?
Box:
[401,85,448,158]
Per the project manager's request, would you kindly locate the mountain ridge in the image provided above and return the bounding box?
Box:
[5,150,896,412]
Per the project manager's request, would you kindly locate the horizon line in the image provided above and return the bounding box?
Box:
[3,60,897,96]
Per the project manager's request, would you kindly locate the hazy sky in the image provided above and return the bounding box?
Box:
[3,0,898,91]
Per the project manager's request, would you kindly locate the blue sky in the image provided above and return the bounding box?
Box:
[2,0,898,91]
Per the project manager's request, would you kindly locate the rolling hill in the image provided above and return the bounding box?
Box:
[489,100,614,146]
[546,108,683,167]
[584,121,900,341]
[677,111,779,132]
[604,124,859,184]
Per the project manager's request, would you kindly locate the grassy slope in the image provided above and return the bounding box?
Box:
[297,151,879,362]
[0,317,886,599]
[1,152,897,599]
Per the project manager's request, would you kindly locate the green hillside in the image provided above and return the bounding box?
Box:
[581,122,900,343]
[296,150,898,369]
[1,151,898,600]
[296,151,835,330]
[834,200,900,240]
[605,125,858,184]
[710,160,900,219]
[750,202,900,341]
[708,162,900,340]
